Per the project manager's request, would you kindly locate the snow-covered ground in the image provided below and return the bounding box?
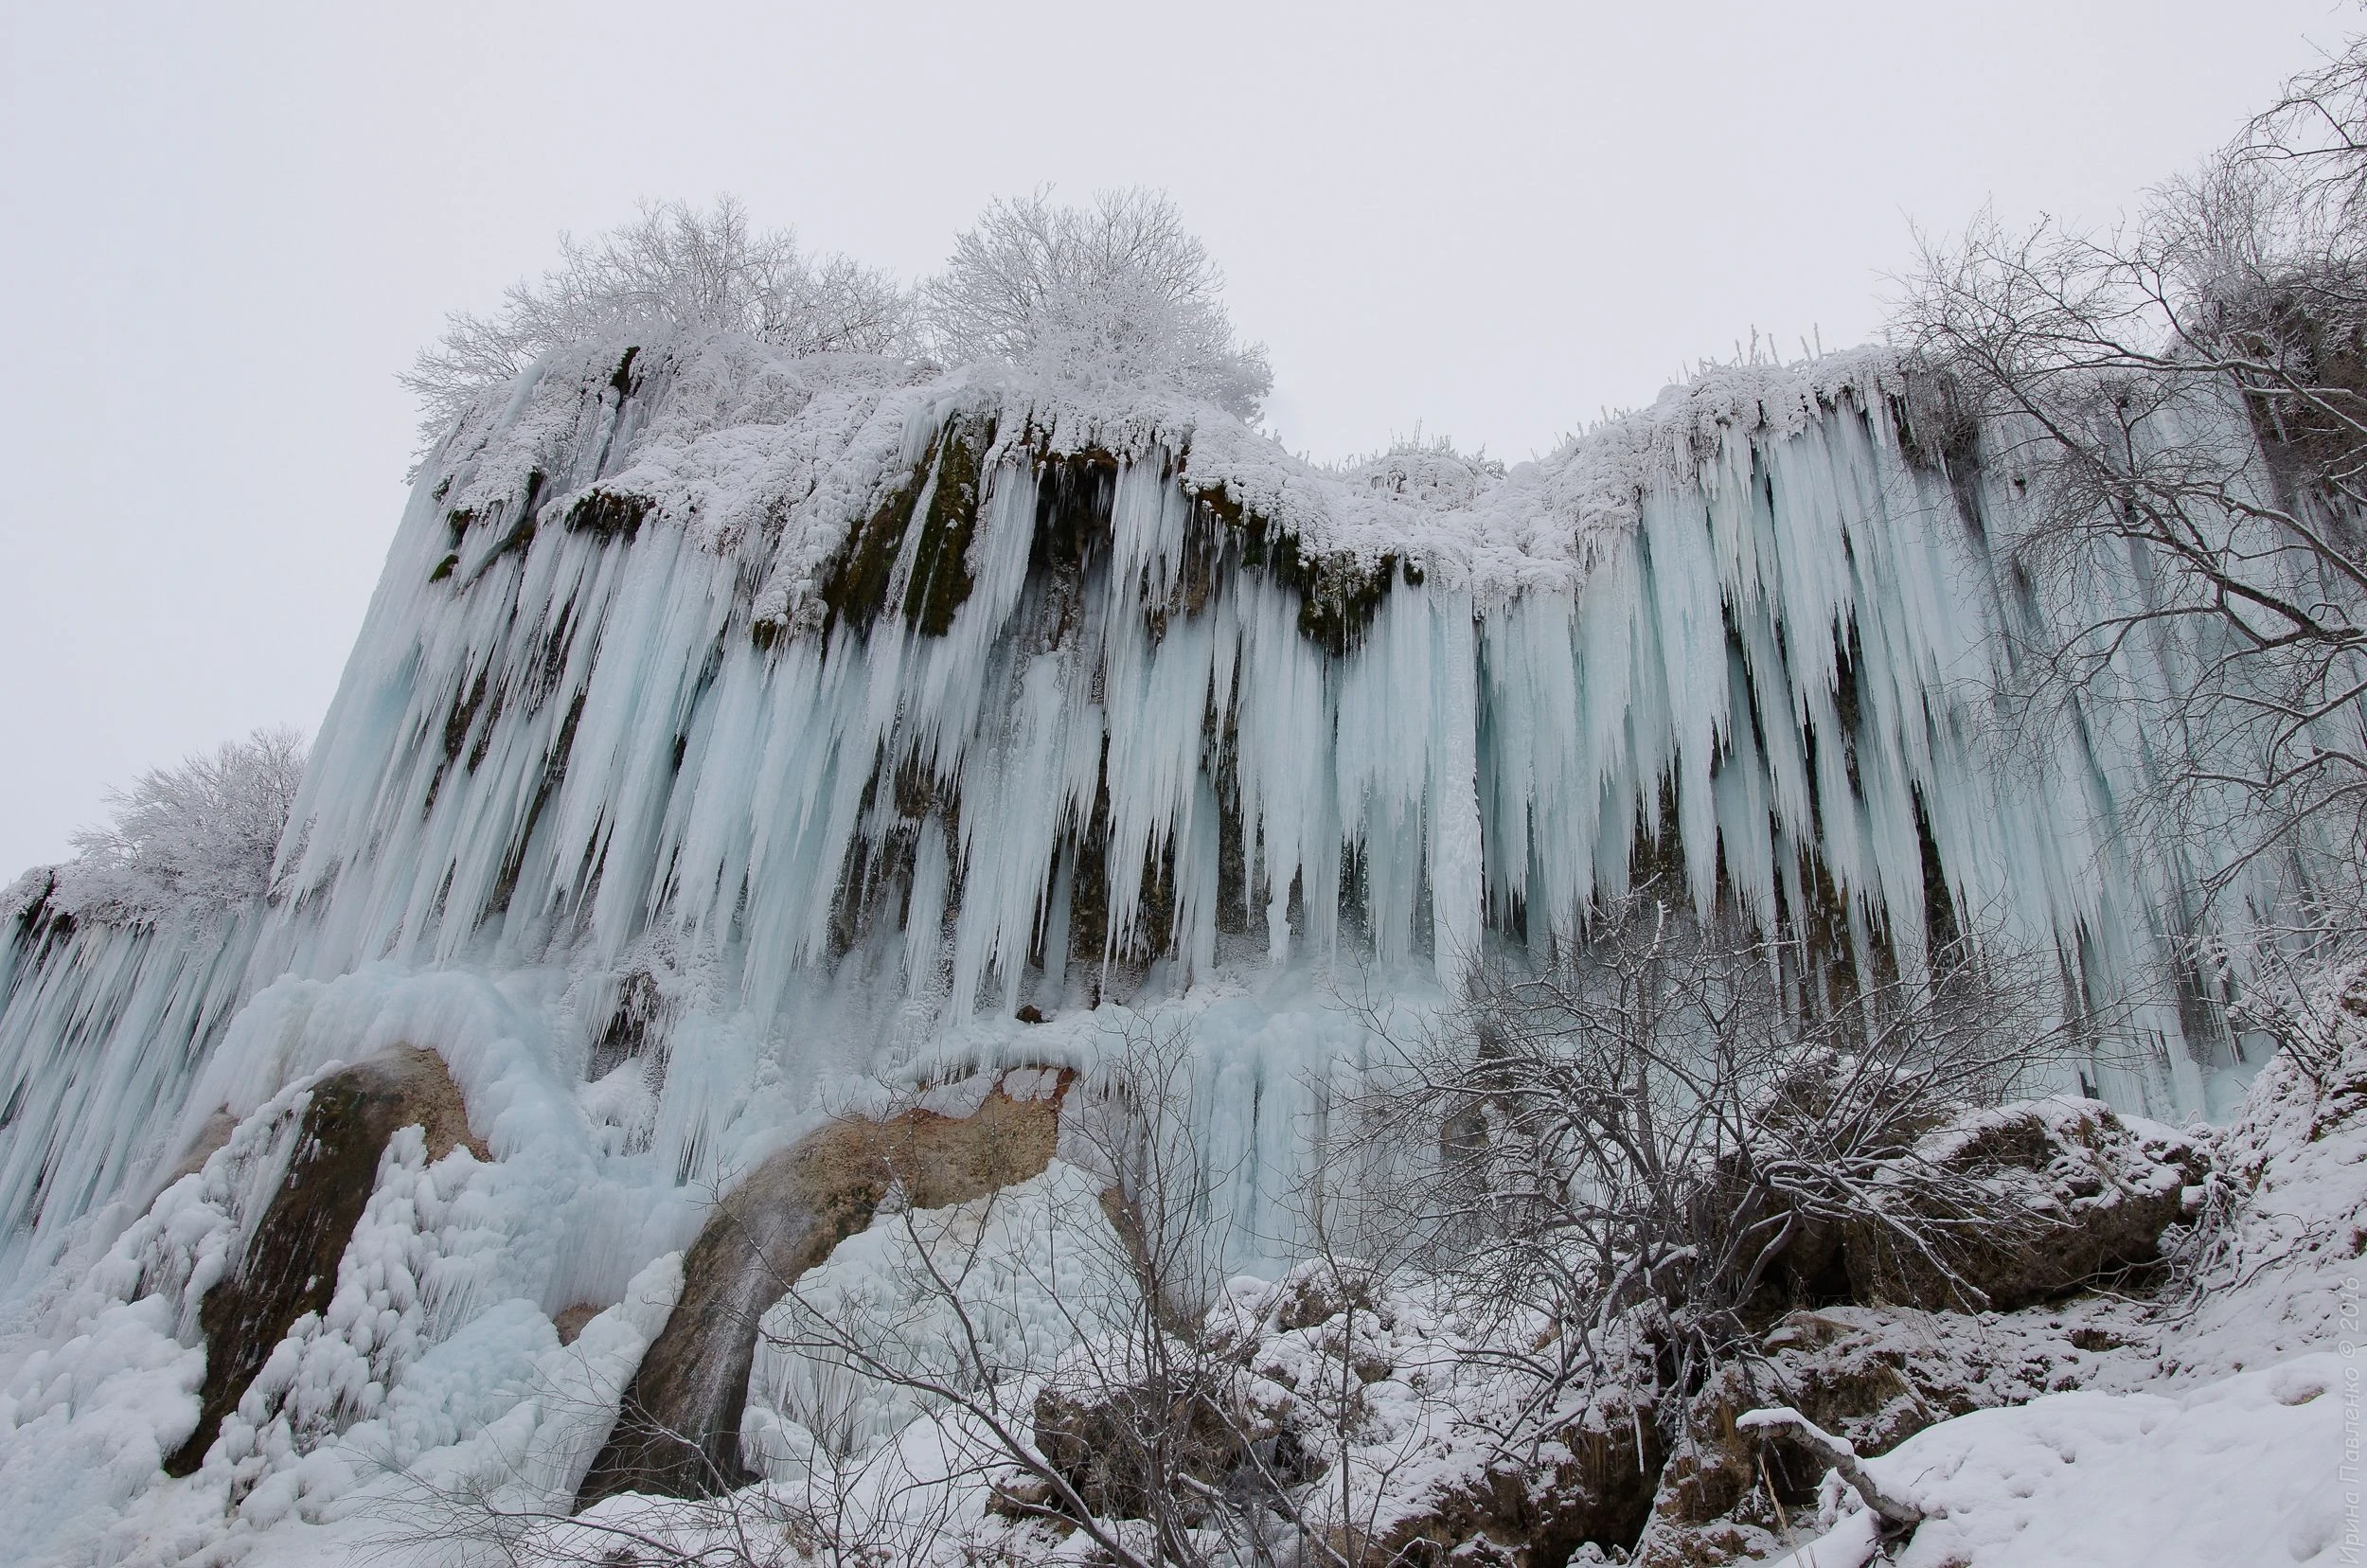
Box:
[1758,1030,2367,1568]
[0,999,2357,1566]
[1782,1355,2353,1567]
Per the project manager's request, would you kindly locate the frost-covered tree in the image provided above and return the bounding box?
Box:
[54,726,307,927]
[401,197,915,447]
[923,187,1272,419]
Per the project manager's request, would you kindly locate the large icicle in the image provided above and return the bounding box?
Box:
[0,335,2325,1281]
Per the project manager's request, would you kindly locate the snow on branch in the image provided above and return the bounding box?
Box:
[48,726,307,929]
[922,187,1272,420]
[400,196,915,450]
[1736,1406,1924,1527]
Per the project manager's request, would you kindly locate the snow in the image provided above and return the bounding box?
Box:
[741,1159,1132,1483]
[1767,1354,2356,1567]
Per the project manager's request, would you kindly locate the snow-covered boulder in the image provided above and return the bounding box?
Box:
[168,1046,481,1478]
[1025,1260,1669,1567]
[1631,1301,2136,1566]
[1767,1353,2353,1567]
[1842,1098,2206,1311]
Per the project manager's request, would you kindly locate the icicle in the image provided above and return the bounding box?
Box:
[0,342,2323,1286]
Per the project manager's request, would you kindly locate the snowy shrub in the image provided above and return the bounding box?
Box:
[1330,427,1508,509]
[1340,886,2081,1443]
[401,197,915,448]
[922,187,1272,419]
[55,726,306,928]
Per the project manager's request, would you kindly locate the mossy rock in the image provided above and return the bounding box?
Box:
[564,488,651,543]
[813,414,997,646]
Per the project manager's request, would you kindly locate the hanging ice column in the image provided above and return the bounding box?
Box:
[0,336,2302,1274]
[0,886,262,1284]
[256,342,2253,1070]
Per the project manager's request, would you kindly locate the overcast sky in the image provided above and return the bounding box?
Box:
[0,1,2347,878]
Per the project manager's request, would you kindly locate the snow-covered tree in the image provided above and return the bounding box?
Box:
[923,187,1272,419]
[54,726,307,928]
[401,197,915,447]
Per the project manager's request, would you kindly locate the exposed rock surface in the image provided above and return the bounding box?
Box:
[1842,1097,2205,1311]
[577,1071,1070,1506]
[1345,1097,2208,1567]
[1363,1391,1663,1568]
[162,1046,481,1476]
[1031,1370,1264,1523]
[1012,1259,1665,1568]
[1630,1301,2136,1566]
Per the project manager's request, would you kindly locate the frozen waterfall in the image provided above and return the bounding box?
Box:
[0,336,2300,1285]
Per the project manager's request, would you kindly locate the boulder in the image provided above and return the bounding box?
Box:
[164,1047,482,1476]
[1631,1297,2141,1565]
[577,1071,1070,1506]
[1840,1097,2205,1311]
[1031,1366,1262,1523]
[1362,1388,1663,1568]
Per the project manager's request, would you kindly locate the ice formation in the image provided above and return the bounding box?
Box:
[0,325,2345,1561]
[0,332,2305,1291]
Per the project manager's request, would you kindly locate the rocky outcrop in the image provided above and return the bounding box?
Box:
[1629,1299,2146,1565]
[577,1070,1070,1506]
[1842,1097,2205,1311]
[1363,1396,1664,1568]
[163,1047,481,1476]
[1439,1096,2208,1567]
[1618,1097,2204,1564]
[1013,1258,1664,1568]
[1030,1370,1269,1523]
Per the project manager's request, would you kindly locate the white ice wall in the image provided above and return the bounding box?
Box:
[0,338,2320,1281]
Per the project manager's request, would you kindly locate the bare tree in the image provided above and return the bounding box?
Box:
[922,187,1273,419]
[367,924,2088,1567]
[1346,888,2078,1450]
[436,1018,1478,1568]
[754,1020,1326,1568]
[1896,35,2367,891]
[366,1373,956,1568]
[2200,890,2367,1091]
[403,196,916,449]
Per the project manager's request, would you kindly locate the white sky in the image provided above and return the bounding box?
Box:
[0,1,2348,878]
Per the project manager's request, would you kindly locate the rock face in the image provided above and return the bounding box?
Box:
[1623,1099,2204,1563]
[577,1072,1069,1506]
[1366,1397,1664,1568]
[1031,1372,1263,1523]
[163,1047,480,1477]
[1842,1097,2205,1312]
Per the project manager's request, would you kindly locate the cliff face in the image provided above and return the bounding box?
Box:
[0,337,2288,1286]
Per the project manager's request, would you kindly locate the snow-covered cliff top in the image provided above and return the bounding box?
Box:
[428,332,1914,621]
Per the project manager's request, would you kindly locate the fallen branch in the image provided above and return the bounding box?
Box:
[1736,1406,1924,1528]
